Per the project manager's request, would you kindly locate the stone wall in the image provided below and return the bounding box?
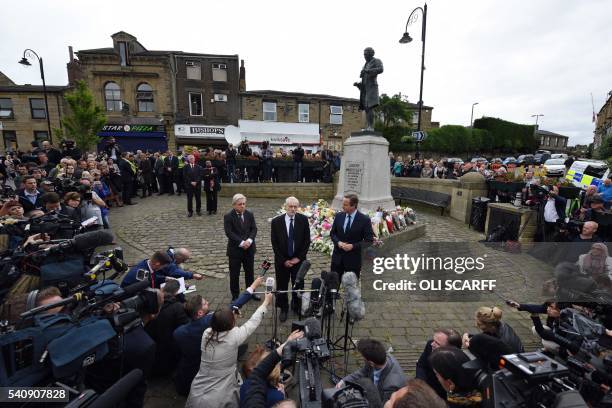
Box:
[219,182,334,201]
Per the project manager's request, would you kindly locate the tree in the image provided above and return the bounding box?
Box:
[375,93,414,128]
[54,80,106,152]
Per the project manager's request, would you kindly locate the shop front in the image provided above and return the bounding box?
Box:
[231,120,321,153]
[97,123,168,153]
[174,124,239,149]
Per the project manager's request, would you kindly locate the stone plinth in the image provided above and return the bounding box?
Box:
[485,203,537,245]
[332,132,395,212]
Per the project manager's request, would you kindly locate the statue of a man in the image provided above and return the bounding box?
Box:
[354,47,383,131]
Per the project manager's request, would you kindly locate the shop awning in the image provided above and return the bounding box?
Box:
[235,120,321,146]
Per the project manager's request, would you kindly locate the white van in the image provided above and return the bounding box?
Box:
[565,160,609,189]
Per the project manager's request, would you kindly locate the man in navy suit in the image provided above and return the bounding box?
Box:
[330,194,374,278]
[224,193,259,300]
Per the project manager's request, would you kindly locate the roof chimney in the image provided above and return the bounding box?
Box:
[239,59,246,92]
[68,46,74,62]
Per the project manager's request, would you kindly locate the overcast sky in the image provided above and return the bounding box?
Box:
[1,0,610,145]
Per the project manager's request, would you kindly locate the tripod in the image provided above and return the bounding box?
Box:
[333,309,358,375]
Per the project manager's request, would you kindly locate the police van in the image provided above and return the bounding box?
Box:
[565,160,609,189]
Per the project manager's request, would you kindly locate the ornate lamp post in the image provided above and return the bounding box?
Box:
[470,102,479,127]
[399,3,427,159]
[19,49,53,143]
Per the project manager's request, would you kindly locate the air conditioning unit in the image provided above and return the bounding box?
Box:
[186,61,196,66]
[214,94,228,102]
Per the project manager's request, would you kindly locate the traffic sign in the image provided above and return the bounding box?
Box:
[412,130,427,142]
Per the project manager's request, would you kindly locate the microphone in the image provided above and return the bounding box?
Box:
[43,230,115,254]
[88,369,143,408]
[303,317,322,340]
[110,280,151,302]
[293,259,311,289]
[266,277,275,293]
[324,271,340,297]
[342,272,365,322]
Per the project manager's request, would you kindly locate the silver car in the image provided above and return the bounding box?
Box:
[544,158,566,177]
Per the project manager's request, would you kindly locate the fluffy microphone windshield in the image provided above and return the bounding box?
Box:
[342,272,365,321]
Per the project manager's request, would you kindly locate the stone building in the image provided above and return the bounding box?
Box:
[240,90,362,152]
[0,71,68,151]
[594,92,612,150]
[68,32,175,152]
[536,129,569,152]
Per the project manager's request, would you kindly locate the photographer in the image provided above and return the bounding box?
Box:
[335,338,408,404]
[121,251,172,288]
[462,306,524,354]
[79,178,106,228]
[186,291,272,408]
[429,347,482,407]
[416,328,462,400]
[41,192,61,213]
[103,137,122,161]
[542,185,567,242]
[60,139,81,160]
[173,276,264,396]
[385,379,447,408]
[508,299,562,352]
[61,191,83,224]
[240,330,304,408]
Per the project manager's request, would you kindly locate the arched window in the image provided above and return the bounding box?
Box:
[104,82,122,112]
[136,83,154,112]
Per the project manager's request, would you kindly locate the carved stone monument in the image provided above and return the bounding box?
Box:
[332,48,395,212]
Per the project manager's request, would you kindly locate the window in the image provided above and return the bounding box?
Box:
[555,138,560,147]
[214,94,228,102]
[545,136,550,146]
[186,61,201,80]
[540,136,544,145]
[3,130,17,150]
[212,63,227,82]
[330,105,343,125]
[34,131,48,144]
[263,101,277,121]
[104,82,122,112]
[298,103,309,123]
[118,41,129,66]
[189,92,203,116]
[0,98,14,119]
[136,83,154,112]
[29,98,46,119]
[412,112,419,125]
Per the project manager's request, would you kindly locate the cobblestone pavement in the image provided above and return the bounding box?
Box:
[108,196,553,407]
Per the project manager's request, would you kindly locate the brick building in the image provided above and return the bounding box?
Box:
[594,92,612,150]
[0,71,68,151]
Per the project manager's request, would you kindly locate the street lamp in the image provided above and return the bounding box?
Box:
[19,49,53,143]
[531,114,544,127]
[470,102,479,127]
[400,3,427,159]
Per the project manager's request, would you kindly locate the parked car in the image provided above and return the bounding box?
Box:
[566,160,609,189]
[534,152,551,165]
[543,158,566,177]
[517,154,536,166]
[551,153,568,160]
[445,157,464,166]
[535,149,552,155]
[503,157,517,165]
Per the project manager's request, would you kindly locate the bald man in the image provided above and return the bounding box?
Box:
[270,197,311,322]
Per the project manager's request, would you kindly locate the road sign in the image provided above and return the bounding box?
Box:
[412,130,427,142]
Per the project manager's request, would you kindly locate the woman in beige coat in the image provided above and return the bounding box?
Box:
[186,292,272,408]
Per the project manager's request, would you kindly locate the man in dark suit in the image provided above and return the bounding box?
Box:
[270,196,311,322]
[117,152,136,205]
[17,176,43,213]
[163,150,179,195]
[183,154,204,217]
[330,194,374,278]
[224,193,260,300]
[203,160,221,215]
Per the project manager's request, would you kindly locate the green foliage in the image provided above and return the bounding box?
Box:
[419,125,491,155]
[375,93,413,127]
[597,135,612,161]
[55,80,106,152]
[473,117,538,153]
[376,124,414,152]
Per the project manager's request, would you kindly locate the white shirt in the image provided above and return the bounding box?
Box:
[544,198,559,223]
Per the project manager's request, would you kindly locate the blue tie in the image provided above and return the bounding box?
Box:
[288,218,294,257]
[345,214,352,233]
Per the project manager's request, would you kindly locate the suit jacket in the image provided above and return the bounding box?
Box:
[357,57,383,109]
[117,158,135,182]
[183,163,204,186]
[224,210,257,257]
[270,213,310,264]
[330,210,374,271]
[163,156,179,175]
[203,166,221,192]
[343,355,407,403]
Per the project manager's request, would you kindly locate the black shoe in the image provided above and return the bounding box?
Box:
[251,294,261,301]
[279,310,288,322]
[196,212,202,216]
[188,213,193,217]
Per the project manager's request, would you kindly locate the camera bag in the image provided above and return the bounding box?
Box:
[46,316,116,379]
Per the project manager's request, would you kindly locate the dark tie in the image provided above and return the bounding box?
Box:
[288,218,294,257]
[240,213,244,224]
[345,214,352,233]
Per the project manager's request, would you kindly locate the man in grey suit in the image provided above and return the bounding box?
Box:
[354,47,384,131]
